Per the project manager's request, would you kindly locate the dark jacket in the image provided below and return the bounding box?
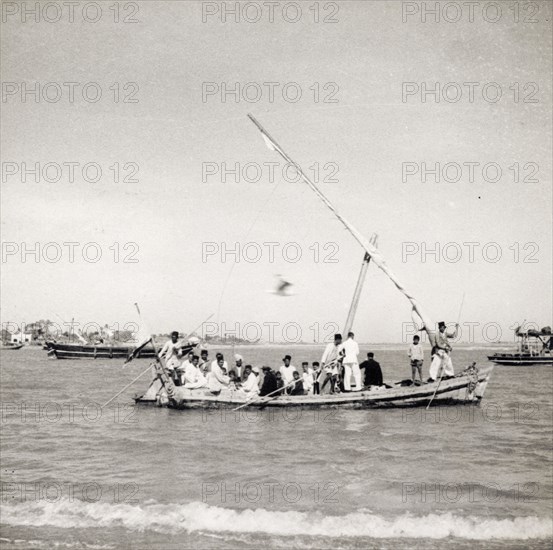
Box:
[289,379,305,396]
[359,359,383,386]
[259,370,278,396]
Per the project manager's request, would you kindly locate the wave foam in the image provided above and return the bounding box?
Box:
[1,500,551,540]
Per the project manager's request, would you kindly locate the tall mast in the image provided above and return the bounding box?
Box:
[343,235,377,336]
[248,114,437,345]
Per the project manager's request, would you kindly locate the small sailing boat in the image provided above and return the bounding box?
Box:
[133,115,494,410]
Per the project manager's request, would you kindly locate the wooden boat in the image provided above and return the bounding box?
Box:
[0,343,24,350]
[135,363,493,409]
[45,341,158,359]
[488,327,553,366]
[129,115,496,412]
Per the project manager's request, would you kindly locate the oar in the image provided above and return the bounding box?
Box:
[232,377,299,411]
[101,362,155,408]
[232,360,339,412]
[426,357,445,410]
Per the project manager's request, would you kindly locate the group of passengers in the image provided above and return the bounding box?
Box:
[158,331,386,397]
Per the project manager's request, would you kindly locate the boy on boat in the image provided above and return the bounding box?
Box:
[408,335,424,385]
[289,371,305,395]
[301,362,314,394]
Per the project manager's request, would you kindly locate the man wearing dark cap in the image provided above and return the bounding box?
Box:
[428,321,458,381]
[279,355,297,386]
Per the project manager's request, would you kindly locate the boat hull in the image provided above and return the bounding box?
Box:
[135,365,493,410]
[487,354,553,366]
[0,343,23,350]
[45,342,158,359]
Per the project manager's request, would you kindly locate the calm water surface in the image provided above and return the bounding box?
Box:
[1,345,552,549]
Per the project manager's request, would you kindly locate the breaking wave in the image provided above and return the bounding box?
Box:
[1,500,551,540]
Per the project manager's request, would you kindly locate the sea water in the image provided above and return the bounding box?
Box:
[1,345,551,549]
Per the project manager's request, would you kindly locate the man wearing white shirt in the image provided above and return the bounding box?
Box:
[301,361,314,395]
[183,354,207,389]
[210,352,228,373]
[342,331,361,391]
[159,331,182,362]
[279,355,297,387]
[241,365,260,395]
[207,356,230,393]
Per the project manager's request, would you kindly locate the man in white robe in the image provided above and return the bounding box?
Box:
[207,356,230,393]
[241,365,260,395]
[429,322,458,381]
[183,355,207,389]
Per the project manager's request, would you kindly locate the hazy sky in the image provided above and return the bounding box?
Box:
[1,1,551,343]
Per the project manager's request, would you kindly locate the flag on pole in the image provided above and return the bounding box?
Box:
[262,133,276,151]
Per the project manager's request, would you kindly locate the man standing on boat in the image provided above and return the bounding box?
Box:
[279,355,297,386]
[159,331,182,361]
[318,334,344,394]
[342,332,361,391]
[428,321,458,381]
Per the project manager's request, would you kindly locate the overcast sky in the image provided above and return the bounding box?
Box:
[1,1,551,343]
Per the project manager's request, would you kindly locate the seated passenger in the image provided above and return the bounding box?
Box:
[241,365,260,395]
[231,354,244,381]
[228,371,240,390]
[177,350,194,385]
[207,356,230,394]
[198,348,210,375]
[211,352,228,373]
[289,371,305,396]
[259,366,278,396]
[183,354,207,389]
[275,372,285,395]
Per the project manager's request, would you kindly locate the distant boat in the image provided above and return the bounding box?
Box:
[1,343,23,350]
[44,341,159,360]
[488,326,553,366]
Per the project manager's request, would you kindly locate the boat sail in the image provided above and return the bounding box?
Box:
[247,114,437,347]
